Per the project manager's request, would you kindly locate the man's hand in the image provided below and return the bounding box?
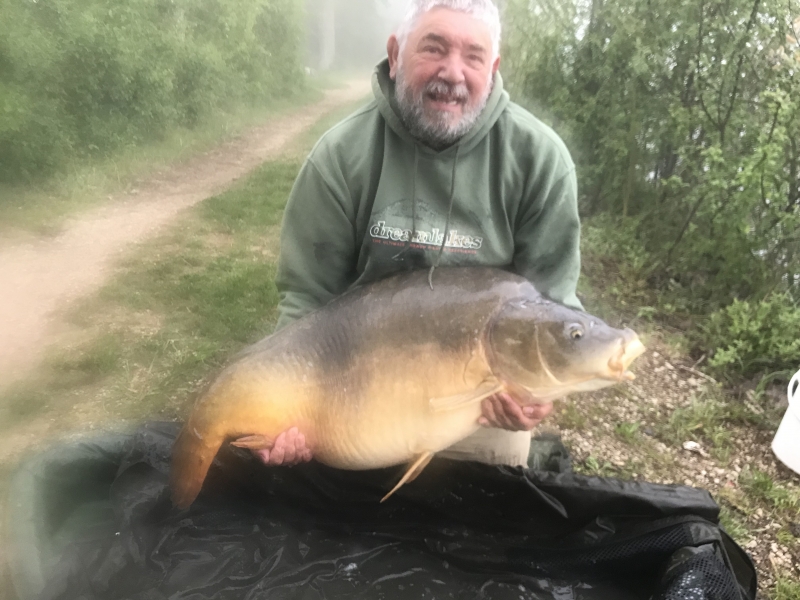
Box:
[251,427,313,466]
[479,393,553,431]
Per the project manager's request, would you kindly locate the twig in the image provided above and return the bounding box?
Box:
[677,364,718,384]
[692,354,707,369]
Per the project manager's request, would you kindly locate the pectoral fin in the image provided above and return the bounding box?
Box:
[380,452,434,503]
[428,382,503,413]
[230,435,274,451]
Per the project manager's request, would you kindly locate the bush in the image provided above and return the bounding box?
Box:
[579,215,665,315]
[502,0,800,317]
[700,293,800,380]
[0,0,306,183]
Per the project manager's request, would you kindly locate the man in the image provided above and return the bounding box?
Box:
[256,0,582,466]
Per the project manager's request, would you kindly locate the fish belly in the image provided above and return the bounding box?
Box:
[302,340,493,470]
[310,393,485,470]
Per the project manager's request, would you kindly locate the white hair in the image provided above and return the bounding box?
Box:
[395,0,502,58]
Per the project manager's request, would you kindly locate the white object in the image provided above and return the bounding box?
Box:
[683,440,709,458]
[440,428,531,467]
[771,370,800,475]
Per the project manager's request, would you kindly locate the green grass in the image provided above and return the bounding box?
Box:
[718,506,752,544]
[0,90,322,238]
[614,421,640,444]
[52,332,124,377]
[286,94,372,158]
[0,158,302,432]
[776,528,797,547]
[555,401,588,429]
[0,461,16,600]
[2,89,797,600]
[0,91,371,433]
[0,384,51,430]
[655,387,761,463]
[575,456,646,481]
[771,576,800,600]
[575,455,617,477]
[739,468,800,514]
[0,333,126,427]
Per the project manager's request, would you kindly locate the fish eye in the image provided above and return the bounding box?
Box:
[569,325,584,340]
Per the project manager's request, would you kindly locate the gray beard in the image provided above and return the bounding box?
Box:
[395,67,492,150]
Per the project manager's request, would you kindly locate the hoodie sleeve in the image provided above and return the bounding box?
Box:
[512,166,583,310]
[274,157,357,331]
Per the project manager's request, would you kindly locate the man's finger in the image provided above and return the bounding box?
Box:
[523,402,554,421]
[268,431,286,465]
[479,396,498,427]
[279,428,312,466]
[484,396,503,427]
[495,395,528,430]
[498,394,547,431]
[282,428,299,464]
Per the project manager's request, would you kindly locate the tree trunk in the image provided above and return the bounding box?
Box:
[622,82,640,218]
[319,0,336,70]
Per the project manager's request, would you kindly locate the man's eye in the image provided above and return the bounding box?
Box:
[424,46,444,55]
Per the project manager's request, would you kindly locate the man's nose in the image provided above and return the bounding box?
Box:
[438,53,467,85]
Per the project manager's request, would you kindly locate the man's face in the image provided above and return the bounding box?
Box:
[388,8,501,148]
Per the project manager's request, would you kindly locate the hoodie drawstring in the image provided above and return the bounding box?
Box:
[392,146,420,261]
[428,145,461,290]
[392,144,461,291]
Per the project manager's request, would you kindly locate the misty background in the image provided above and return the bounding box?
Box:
[305,0,410,70]
[2,0,799,381]
[1,1,800,596]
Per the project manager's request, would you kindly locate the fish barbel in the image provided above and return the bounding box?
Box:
[170,267,645,508]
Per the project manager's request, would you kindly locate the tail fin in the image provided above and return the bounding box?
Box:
[170,423,226,509]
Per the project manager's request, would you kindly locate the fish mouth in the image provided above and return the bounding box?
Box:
[607,335,646,381]
[501,328,646,406]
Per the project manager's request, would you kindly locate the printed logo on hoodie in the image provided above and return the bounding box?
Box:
[369,220,483,251]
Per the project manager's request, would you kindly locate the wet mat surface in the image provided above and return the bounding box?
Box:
[6,423,755,600]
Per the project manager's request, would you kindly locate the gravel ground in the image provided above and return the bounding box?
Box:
[545,337,800,597]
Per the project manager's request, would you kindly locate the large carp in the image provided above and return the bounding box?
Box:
[171,267,644,508]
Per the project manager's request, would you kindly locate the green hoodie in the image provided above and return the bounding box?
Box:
[274,60,581,330]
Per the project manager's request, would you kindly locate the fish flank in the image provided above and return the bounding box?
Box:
[169,267,645,507]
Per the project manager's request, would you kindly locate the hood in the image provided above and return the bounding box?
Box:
[372,58,510,156]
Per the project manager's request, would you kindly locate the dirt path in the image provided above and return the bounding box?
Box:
[0,80,370,390]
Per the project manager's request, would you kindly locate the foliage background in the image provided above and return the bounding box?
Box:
[502,0,800,382]
[0,0,306,183]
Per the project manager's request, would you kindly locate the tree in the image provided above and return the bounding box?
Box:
[306,0,390,70]
[504,0,800,310]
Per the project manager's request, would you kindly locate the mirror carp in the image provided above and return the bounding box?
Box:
[170,267,645,508]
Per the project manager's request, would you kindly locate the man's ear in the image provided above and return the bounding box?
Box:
[387,34,400,79]
[492,54,501,75]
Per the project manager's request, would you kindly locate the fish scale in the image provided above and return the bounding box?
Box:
[170,267,645,508]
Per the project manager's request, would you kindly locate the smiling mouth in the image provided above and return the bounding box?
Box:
[426,92,465,107]
[428,96,461,106]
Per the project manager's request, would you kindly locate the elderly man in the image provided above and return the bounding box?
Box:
[257,0,582,466]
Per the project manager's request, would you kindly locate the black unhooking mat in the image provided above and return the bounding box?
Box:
[4,422,757,600]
